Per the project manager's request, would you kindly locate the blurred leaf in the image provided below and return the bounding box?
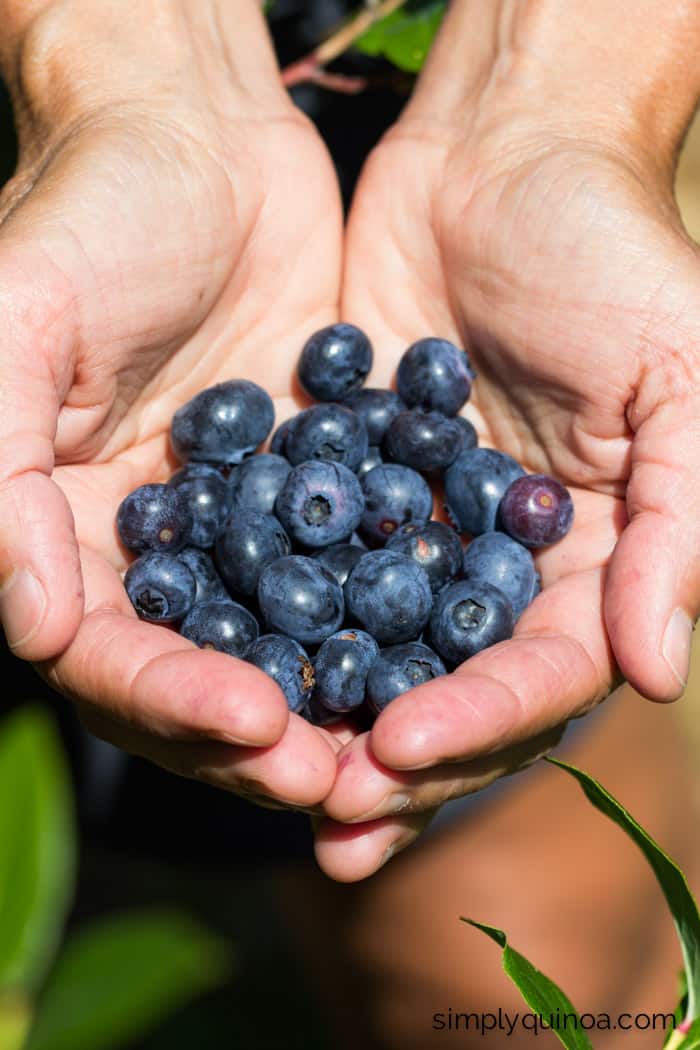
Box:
[355,2,446,72]
[26,911,233,1050]
[0,993,32,1050]
[0,706,76,993]
[548,757,700,1023]
[463,921,593,1050]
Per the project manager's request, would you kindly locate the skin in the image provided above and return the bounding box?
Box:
[2,0,700,883]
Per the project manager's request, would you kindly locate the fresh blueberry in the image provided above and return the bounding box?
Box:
[286,403,368,472]
[313,629,379,712]
[171,380,275,466]
[215,510,291,596]
[228,453,291,516]
[454,416,479,450]
[498,474,574,548]
[168,462,228,484]
[181,598,259,657]
[396,338,475,416]
[275,460,364,549]
[384,410,466,473]
[246,634,315,712]
[344,550,432,644]
[168,469,230,548]
[386,521,463,594]
[359,463,433,547]
[430,580,515,666]
[302,693,343,726]
[356,445,383,480]
[311,543,365,587]
[342,388,406,444]
[257,555,345,645]
[462,532,538,617]
[124,552,196,623]
[270,417,296,457]
[444,447,526,535]
[176,547,229,602]
[297,323,373,401]
[367,642,446,713]
[117,483,193,553]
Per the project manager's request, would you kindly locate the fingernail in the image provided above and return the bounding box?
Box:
[0,569,46,649]
[662,608,693,691]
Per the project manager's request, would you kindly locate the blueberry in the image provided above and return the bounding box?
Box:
[168,462,228,484]
[342,388,406,444]
[124,552,196,623]
[455,416,479,450]
[171,380,275,466]
[430,580,515,666]
[462,532,538,617]
[396,338,475,417]
[356,445,383,480]
[286,403,368,472]
[176,547,229,602]
[384,410,466,473]
[297,323,373,401]
[246,634,315,712]
[344,550,432,644]
[367,642,446,713]
[386,521,463,594]
[117,484,193,553]
[498,474,574,548]
[444,447,525,535]
[311,543,365,587]
[168,469,230,548]
[181,599,259,657]
[215,510,291,596]
[275,460,364,549]
[270,417,296,457]
[228,453,291,516]
[302,693,344,726]
[359,463,432,547]
[314,629,379,712]
[257,556,345,645]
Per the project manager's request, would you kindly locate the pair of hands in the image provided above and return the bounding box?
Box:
[2,1,700,881]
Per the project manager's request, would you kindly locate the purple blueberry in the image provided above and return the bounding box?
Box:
[286,403,368,472]
[384,410,466,473]
[396,338,475,417]
[359,463,433,547]
[275,460,364,549]
[430,580,515,666]
[297,323,373,401]
[257,556,345,645]
[367,642,446,713]
[342,388,406,444]
[344,550,432,644]
[215,510,291,597]
[168,469,230,548]
[124,552,196,623]
[444,447,526,536]
[171,380,275,466]
[311,543,365,587]
[462,532,538,617]
[314,629,379,712]
[181,599,259,657]
[117,483,193,553]
[498,474,574,548]
[176,547,229,603]
[228,453,291,516]
[385,520,463,594]
[246,634,315,713]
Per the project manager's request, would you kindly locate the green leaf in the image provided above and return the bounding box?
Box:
[355,2,446,73]
[0,993,32,1050]
[25,911,233,1050]
[547,757,700,1024]
[0,706,76,994]
[463,920,594,1050]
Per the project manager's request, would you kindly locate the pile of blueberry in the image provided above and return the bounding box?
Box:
[116,326,573,722]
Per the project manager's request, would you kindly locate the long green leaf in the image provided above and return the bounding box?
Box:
[547,757,700,1024]
[25,911,232,1050]
[355,2,446,73]
[0,706,76,993]
[0,993,32,1050]
[463,920,594,1050]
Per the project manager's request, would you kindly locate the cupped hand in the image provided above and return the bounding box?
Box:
[316,110,700,878]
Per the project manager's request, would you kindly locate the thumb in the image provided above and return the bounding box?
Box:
[0,241,84,659]
[605,383,700,701]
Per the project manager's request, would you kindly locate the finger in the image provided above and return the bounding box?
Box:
[313,812,434,883]
[606,392,700,701]
[0,242,84,659]
[323,726,562,823]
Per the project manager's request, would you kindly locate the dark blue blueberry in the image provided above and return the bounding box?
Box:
[302,693,343,726]
[344,550,432,644]
[444,447,526,536]
[228,453,291,516]
[498,474,574,548]
[367,642,446,713]
[168,462,228,485]
[359,463,433,547]
[168,469,230,548]
[171,380,275,466]
[342,388,406,444]
[275,460,364,549]
[462,532,538,617]
[246,634,315,713]
[396,338,475,417]
[313,629,379,712]
[384,410,466,473]
[311,543,365,587]
[356,445,384,480]
[286,403,368,472]
[181,599,259,657]
[430,580,515,666]
[257,556,345,645]
[176,547,229,603]
[117,483,193,553]
[269,416,296,457]
[215,510,291,596]
[297,323,373,401]
[124,552,196,623]
[385,520,463,594]
[455,416,479,450]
